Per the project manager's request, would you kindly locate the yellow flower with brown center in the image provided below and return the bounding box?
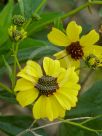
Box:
[14,57,80,121]
[47,21,100,69]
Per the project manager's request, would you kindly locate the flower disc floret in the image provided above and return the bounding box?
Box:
[35,75,59,96]
[66,42,84,60]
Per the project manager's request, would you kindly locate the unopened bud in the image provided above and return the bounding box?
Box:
[12,15,25,26]
[85,54,100,69]
[8,25,27,42]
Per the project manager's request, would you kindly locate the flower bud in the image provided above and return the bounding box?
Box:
[85,54,100,69]
[8,25,27,42]
[12,15,25,26]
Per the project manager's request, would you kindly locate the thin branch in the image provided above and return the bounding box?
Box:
[16,117,92,136]
[24,0,46,29]
[81,114,102,125]
[62,0,102,19]
[32,117,92,131]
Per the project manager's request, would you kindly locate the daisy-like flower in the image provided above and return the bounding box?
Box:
[48,21,100,69]
[14,57,80,121]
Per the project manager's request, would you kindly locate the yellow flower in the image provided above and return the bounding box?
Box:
[47,21,100,69]
[14,57,80,121]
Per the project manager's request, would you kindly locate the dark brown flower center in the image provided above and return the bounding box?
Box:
[35,75,59,96]
[66,41,84,60]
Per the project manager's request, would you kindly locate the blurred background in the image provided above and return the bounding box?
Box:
[0,0,102,135]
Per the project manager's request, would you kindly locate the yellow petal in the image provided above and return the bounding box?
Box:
[48,95,65,119]
[54,92,71,110]
[57,68,66,84]
[62,82,81,94]
[43,57,61,77]
[48,27,70,46]
[66,67,79,83]
[57,67,79,87]
[55,87,79,109]
[59,90,78,107]
[80,30,99,47]
[17,68,36,83]
[66,21,82,42]
[57,55,80,69]
[33,95,65,121]
[16,88,39,107]
[92,45,102,56]
[14,78,34,92]
[54,50,67,59]
[26,60,43,78]
[60,83,80,97]
[83,45,93,57]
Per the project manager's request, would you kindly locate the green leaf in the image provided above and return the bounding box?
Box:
[68,80,102,117]
[2,56,13,83]
[0,122,23,136]
[0,0,13,26]
[21,0,46,19]
[0,38,47,55]
[17,45,56,62]
[0,39,56,77]
[59,115,102,136]
[0,90,17,103]
[18,0,24,16]
[0,37,56,79]
[59,123,102,136]
[0,45,56,78]
[0,115,48,136]
[0,116,33,136]
[27,12,63,35]
[0,38,48,67]
[59,81,102,136]
[0,0,13,45]
[54,17,64,30]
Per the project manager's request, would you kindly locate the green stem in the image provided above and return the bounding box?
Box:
[90,0,102,5]
[12,42,21,90]
[14,43,21,70]
[24,18,32,30]
[23,0,102,32]
[81,114,102,125]
[31,118,101,134]
[17,117,102,136]
[12,43,16,90]
[63,120,100,135]
[29,120,37,129]
[62,2,90,19]
[62,0,102,19]
[24,0,46,29]
[0,82,12,93]
[34,0,46,14]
